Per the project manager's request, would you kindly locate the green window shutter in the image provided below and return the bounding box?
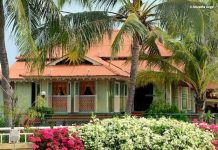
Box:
[109,81,114,112]
[172,83,178,106]
[48,82,52,96]
[187,88,192,111]
[182,87,188,110]
[120,83,124,112]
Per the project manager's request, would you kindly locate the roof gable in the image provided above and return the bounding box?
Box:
[48,56,101,66]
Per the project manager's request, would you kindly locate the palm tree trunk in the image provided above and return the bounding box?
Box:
[195,95,206,113]
[126,37,140,115]
[0,0,12,127]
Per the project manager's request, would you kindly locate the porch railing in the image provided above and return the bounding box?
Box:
[48,95,71,112]
[79,95,96,112]
[0,126,72,144]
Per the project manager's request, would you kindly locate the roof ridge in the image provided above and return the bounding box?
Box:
[108,60,130,74]
[86,54,128,76]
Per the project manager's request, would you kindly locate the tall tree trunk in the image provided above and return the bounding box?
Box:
[0,0,12,127]
[126,37,140,115]
[195,95,206,113]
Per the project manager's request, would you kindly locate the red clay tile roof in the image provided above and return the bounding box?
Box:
[88,31,172,58]
[9,31,173,80]
[207,83,218,90]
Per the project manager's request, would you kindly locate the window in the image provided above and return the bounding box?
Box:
[115,82,120,96]
[52,82,68,95]
[124,84,128,96]
[79,81,95,95]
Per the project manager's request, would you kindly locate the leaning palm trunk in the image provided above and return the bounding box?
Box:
[126,37,140,115]
[0,1,12,127]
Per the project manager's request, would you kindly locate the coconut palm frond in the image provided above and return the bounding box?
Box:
[66,11,114,47]
[5,0,38,63]
[137,70,182,87]
[141,29,160,56]
[157,0,205,37]
[111,13,148,56]
[91,0,121,10]
[4,0,64,71]
[29,11,114,70]
[57,0,91,9]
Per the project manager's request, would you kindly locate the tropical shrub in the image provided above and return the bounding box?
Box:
[0,116,5,127]
[146,100,179,113]
[77,117,214,150]
[29,128,84,150]
[145,100,188,121]
[26,96,54,126]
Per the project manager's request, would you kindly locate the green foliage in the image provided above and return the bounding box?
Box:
[0,116,5,127]
[145,100,189,122]
[36,106,54,115]
[77,117,214,149]
[146,100,179,113]
[35,96,46,108]
[27,96,54,126]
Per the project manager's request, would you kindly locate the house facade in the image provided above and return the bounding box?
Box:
[1,31,215,114]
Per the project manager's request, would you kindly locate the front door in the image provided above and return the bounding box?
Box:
[134,84,153,111]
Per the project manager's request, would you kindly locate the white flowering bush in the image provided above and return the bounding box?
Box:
[77,117,214,150]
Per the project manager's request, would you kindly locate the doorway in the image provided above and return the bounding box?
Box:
[134,84,153,111]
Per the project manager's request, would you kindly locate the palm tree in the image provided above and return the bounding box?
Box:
[137,19,218,112]
[0,1,12,126]
[27,0,207,115]
[78,0,207,114]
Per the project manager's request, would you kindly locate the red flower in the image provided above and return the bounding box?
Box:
[198,122,208,130]
[192,119,199,123]
[30,128,84,149]
[32,144,39,150]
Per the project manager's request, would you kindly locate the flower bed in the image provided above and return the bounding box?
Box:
[29,117,216,150]
[77,117,214,149]
[29,128,84,150]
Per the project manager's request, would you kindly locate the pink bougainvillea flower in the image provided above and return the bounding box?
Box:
[30,128,84,149]
[68,139,75,147]
[209,124,218,131]
[198,122,208,130]
[40,130,53,140]
[32,144,39,150]
[192,119,199,123]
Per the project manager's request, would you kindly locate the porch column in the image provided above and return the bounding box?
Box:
[165,83,172,105]
[47,82,52,107]
[96,80,109,112]
[114,82,120,112]
[70,81,74,112]
[74,82,79,112]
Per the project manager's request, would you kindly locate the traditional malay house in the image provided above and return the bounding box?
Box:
[0,31,217,121]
